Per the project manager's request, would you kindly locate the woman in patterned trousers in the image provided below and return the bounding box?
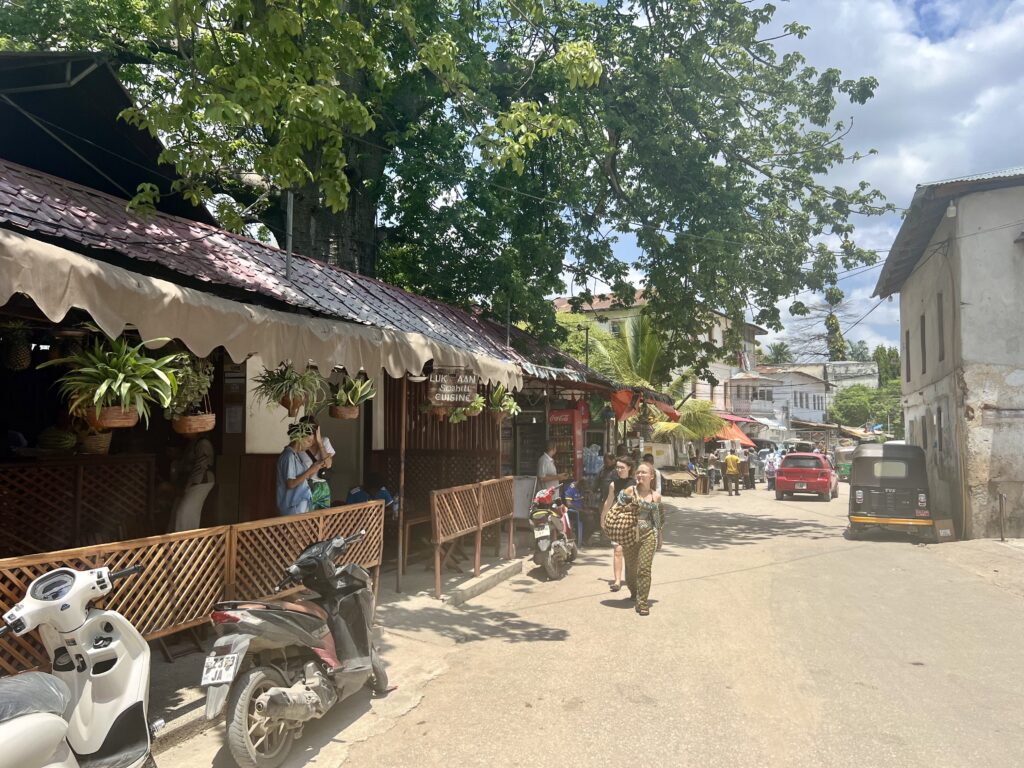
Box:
[621,461,664,616]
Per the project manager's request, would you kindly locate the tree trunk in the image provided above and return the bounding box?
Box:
[284,137,387,276]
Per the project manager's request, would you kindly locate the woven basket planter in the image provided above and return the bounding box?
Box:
[79,431,112,455]
[85,406,139,430]
[172,413,217,435]
[279,395,305,417]
[329,405,359,420]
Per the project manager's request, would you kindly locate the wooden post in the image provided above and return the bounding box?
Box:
[434,542,442,599]
[474,485,483,578]
[507,479,516,560]
[224,526,237,600]
[396,376,408,592]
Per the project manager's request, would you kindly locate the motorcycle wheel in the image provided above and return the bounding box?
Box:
[368,645,389,694]
[567,542,578,563]
[543,551,565,580]
[226,666,293,768]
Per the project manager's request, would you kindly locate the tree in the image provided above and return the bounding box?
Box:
[590,314,671,390]
[763,342,794,365]
[654,398,724,442]
[778,296,860,362]
[873,345,900,385]
[828,381,903,437]
[1,1,888,372]
[553,314,616,380]
[847,340,871,362]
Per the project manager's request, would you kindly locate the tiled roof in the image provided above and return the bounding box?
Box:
[552,289,646,313]
[0,158,536,367]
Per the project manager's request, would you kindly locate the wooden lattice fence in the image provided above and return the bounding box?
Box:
[0,500,384,677]
[430,477,515,598]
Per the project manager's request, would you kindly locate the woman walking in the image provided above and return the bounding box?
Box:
[601,457,635,592]
[619,461,663,616]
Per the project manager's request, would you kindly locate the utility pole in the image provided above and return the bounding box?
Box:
[576,323,590,368]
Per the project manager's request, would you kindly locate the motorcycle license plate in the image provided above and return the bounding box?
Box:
[201,652,239,686]
[796,482,807,490]
[533,527,548,539]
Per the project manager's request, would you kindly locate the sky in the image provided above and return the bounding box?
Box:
[601,0,1024,353]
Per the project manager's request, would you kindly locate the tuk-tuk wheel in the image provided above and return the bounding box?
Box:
[844,523,865,540]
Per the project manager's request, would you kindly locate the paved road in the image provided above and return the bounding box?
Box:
[163,484,1024,767]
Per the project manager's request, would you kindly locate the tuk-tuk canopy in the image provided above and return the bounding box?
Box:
[850,443,927,487]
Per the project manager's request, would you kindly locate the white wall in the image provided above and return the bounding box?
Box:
[244,354,364,504]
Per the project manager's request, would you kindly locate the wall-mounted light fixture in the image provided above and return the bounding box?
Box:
[945,202,957,219]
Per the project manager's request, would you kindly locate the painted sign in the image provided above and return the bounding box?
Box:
[428,368,478,405]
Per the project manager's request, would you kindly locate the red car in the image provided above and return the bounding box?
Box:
[775,452,839,501]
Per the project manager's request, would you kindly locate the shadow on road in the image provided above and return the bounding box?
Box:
[376,599,569,647]
[660,505,834,551]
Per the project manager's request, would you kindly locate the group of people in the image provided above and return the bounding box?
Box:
[596,450,664,617]
[276,417,394,517]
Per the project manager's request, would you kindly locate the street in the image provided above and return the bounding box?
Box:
[160,484,1024,768]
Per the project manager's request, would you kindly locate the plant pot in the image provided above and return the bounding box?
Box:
[279,395,305,417]
[79,431,112,455]
[172,413,217,435]
[85,406,140,430]
[329,405,360,420]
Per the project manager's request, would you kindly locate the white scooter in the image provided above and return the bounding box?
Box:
[0,564,157,768]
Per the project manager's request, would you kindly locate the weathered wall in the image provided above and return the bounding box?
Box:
[900,213,963,531]
[957,188,1024,537]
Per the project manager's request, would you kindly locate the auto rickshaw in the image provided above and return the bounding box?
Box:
[847,443,934,540]
[835,444,857,482]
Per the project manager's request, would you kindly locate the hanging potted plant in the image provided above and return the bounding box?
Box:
[252,362,326,417]
[328,375,375,419]
[1,321,32,371]
[488,384,522,423]
[420,400,450,422]
[449,394,486,423]
[75,420,113,455]
[39,333,180,429]
[166,354,216,434]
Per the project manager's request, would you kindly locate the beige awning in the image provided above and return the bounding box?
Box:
[0,229,522,388]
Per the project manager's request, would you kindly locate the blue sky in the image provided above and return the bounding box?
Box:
[598,0,1024,352]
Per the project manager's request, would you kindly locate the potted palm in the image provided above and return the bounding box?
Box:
[329,375,375,419]
[449,394,486,423]
[253,362,326,417]
[39,333,180,429]
[166,354,216,434]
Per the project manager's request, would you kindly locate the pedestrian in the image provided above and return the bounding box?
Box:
[298,416,335,510]
[615,442,628,458]
[723,448,742,496]
[536,440,568,490]
[746,448,757,489]
[601,457,635,592]
[617,461,663,616]
[276,422,326,516]
[764,451,779,491]
[643,452,664,548]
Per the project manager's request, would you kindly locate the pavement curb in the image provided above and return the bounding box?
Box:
[442,558,523,607]
[153,709,220,756]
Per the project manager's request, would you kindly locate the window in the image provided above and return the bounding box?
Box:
[920,314,927,375]
[871,460,909,479]
[921,415,928,448]
[781,456,825,469]
[937,293,945,363]
[767,388,774,402]
[938,407,944,452]
[609,321,622,336]
[905,330,911,382]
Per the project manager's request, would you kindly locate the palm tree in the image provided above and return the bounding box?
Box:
[653,398,724,441]
[763,341,793,364]
[591,314,670,389]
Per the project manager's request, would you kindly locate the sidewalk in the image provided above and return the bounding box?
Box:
[151,532,530,756]
[924,536,1024,601]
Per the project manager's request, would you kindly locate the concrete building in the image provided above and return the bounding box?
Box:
[552,291,767,412]
[874,166,1024,539]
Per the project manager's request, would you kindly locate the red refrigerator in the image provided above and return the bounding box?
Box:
[548,401,589,480]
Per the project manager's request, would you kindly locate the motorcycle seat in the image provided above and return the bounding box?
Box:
[0,671,71,724]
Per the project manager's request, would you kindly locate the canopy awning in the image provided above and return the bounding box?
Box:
[713,421,756,448]
[609,389,679,422]
[717,412,759,424]
[0,229,523,388]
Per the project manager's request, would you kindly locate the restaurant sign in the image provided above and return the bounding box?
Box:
[428,368,479,406]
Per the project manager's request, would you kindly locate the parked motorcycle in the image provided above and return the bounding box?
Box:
[202,530,387,768]
[0,564,157,768]
[529,486,578,580]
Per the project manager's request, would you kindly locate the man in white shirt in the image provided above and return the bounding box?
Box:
[537,440,567,490]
